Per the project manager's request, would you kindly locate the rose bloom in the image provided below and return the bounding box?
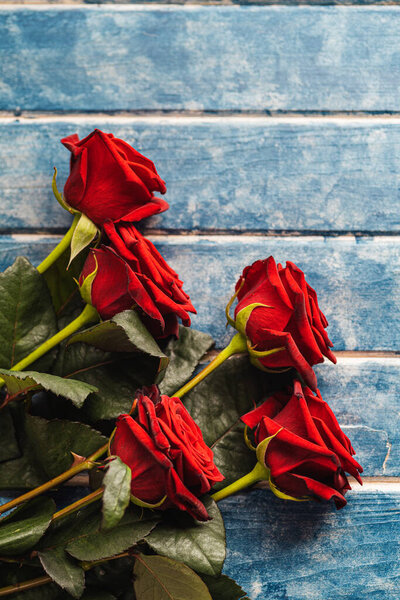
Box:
[232,256,336,390]
[242,381,362,507]
[61,130,168,226]
[111,386,224,521]
[79,221,195,338]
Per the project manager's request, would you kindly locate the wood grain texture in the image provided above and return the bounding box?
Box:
[316,358,399,477]
[1,234,400,351]
[0,485,399,599]
[221,488,400,599]
[2,116,400,232]
[2,6,400,112]
[0,1,395,5]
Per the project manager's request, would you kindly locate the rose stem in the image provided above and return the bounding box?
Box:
[0,443,108,516]
[51,487,104,523]
[36,213,80,275]
[211,462,268,502]
[0,303,99,389]
[0,553,130,597]
[173,332,248,398]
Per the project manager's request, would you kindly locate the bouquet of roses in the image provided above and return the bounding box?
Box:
[0,130,362,599]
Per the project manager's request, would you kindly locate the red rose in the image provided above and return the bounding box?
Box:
[111,386,224,521]
[61,129,168,226]
[232,256,336,390]
[79,221,195,338]
[241,381,362,508]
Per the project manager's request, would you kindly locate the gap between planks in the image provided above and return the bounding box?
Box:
[0,3,399,10]
[5,112,400,121]
[1,1,399,6]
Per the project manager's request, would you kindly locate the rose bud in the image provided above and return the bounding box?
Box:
[61,129,168,226]
[111,386,224,521]
[228,256,336,390]
[242,380,362,508]
[79,221,196,338]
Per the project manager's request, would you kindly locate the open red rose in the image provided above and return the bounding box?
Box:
[111,386,224,521]
[241,381,362,508]
[232,256,336,390]
[79,221,195,338]
[61,129,168,226]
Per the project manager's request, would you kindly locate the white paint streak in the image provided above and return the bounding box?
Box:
[250,579,263,599]
[383,439,392,474]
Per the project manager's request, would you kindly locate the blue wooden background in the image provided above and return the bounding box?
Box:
[1,2,400,599]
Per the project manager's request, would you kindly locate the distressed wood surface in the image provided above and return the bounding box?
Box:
[2,234,398,351]
[315,358,399,476]
[2,116,400,232]
[220,488,400,599]
[0,1,395,5]
[0,485,398,598]
[2,6,400,112]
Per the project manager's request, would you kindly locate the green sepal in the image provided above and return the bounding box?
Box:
[69,213,99,266]
[234,302,272,337]
[79,254,98,306]
[52,167,77,215]
[255,429,282,466]
[268,476,310,502]
[130,493,167,509]
[255,430,310,502]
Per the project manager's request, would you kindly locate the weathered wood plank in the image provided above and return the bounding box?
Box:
[2,116,400,232]
[0,486,398,598]
[316,358,399,477]
[1,235,400,351]
[221,488,400,599]
[2,6,400,112]
[0,1,394,5]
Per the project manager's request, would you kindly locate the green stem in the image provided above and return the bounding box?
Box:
[0,552,131,597]
[173,333,248,398]
[0,575,52,597]
[7,303,99,375]
[36,214,80,274]
[51,487,104,523]
[0,443,107,517]
[211,462,268,502]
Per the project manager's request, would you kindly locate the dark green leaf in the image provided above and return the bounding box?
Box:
[53,343,159,422]
[0,369,97,409]
[201,574,249,600]
[159,327,214,396]
[102,457,131,531]
[67,310,168,374]
[0,453,45,490]
[0,407,20,463]
[133,554,212,600]
[0,257,57,370]
[39,504,100,551]
[0,563,64,600]
[183,355,283,489]
[85,554,134,597]
[146,497,225,576]
[81,592,116,600]
[25,414,106,478]
[66,505,159,562]
[0,405,47,489]
[43,246,86,316]
[38,547,85,599]
[0,497,55,555]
